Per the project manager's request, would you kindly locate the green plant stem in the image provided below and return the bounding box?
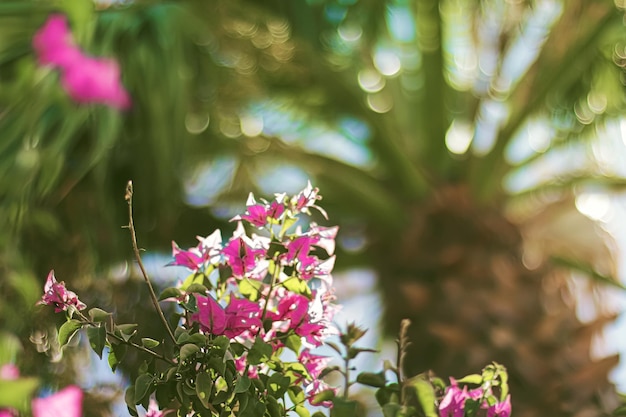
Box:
[343,356,351,399]
[125,181,177,345]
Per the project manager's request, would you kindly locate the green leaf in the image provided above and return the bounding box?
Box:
[311,389,336,404]
[125,385,138,417]
[295,405,311,417]
[196,371,213,409]
[339,323,367,347]
[158,287,183,301]
[409,377,437,417]
[58,319,82,348]
[381,403,402,417]
[266,395,282,417]
[212,335,230,350]
[279,216,298,239]
[180,343,200,361]
[134,374,154,404]
[347,346,378,360]
[325,341,342,355]
[186,283,208,294]
[267,373,290,398]
[141,338,160,349]
[282,277,311,298]
[356,371,387,388]
[0,378,39,411]
[247,338,273,365]
[330,398,358,417]
[234,375,251,394]
[456,374,482,385]
[239,279,264,301]
[87,325,107,359]
[284,333,302,354]
[288,386,305,404]
[88,307,112,323]
[319,365,341,379]
[180,273,204,291]
[115,324,138,342]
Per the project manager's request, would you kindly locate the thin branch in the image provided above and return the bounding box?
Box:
[76,311,175,365]
[125,181,177,345]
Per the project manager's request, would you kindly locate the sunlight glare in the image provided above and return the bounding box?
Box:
[575,193,612,222]
[445,120,473,155]
[373,49,401,76]
[358,69,385,93]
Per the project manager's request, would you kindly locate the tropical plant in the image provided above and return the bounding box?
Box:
[1,0,625,416]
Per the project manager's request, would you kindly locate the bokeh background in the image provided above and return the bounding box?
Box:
[1,0,626,416]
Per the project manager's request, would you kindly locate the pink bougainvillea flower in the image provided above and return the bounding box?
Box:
[299,350,332,381]
[240,203,269,228]
[438,379,484,417]
[191,294,227,335]
[231,193,286,227]
[32,14,80,68]
[291,181,320,211]
[33,14,131,110]
[0,364,19,380]
[308,224,338,256]
[145,398,174,417]
[222,223,267,278]
[305,379,337,408]
[284,235,317,265]
[169,241,204,271]
[266,293,309,326]
[266,199,285,222]
[438,383,467,417]
[235,355,259,379]
[196,229,223,265]
[37,270,86,313]
[60,55,131,109]
[483,395,511,417]
[224,298,262,339]
[231,194,270,228]
[32,385,83,417]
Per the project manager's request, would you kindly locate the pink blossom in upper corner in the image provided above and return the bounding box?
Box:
[33,13,132,110]
[0,364,19,380]
[32,14,80,68]
[37,270,86,313]
[32,385,83,417]
[60,55,131,110]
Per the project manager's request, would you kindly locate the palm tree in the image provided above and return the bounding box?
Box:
[1,0,625,416]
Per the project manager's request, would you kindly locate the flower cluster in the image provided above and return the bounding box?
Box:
[34,182,513,417]
[33,14,131,110]
[439,377,511,417]
[36,270,86,313]
[169,181,339,404]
